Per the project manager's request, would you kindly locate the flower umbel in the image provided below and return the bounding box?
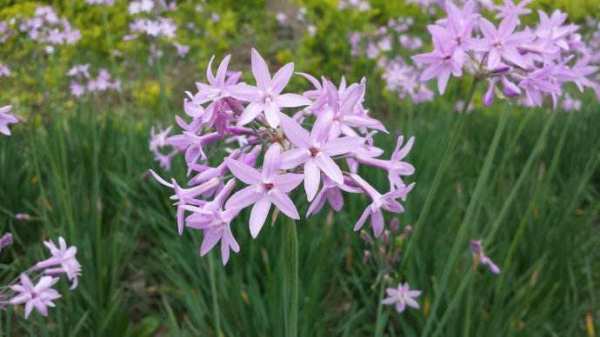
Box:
[149,49,416,265]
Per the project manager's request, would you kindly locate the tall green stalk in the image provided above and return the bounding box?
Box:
[403,77,480,264]
[282,219,299,337]
[423,109,509,337]
[208,255,223,337]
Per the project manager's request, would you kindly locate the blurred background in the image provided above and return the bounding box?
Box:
[0,0,598,336]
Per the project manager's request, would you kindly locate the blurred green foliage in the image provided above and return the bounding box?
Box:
[1,0,599,120]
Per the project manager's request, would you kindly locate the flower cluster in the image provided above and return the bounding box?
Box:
[124,0,188,62]
[67,65,121,98]
[150,49,416,265]
[85,0,115,5]
[128,17,176,40]
[0,237,81,319]
[0,105,18,136]
[17,6,80,53]
[412,0,600,108]
[349,18,433,103]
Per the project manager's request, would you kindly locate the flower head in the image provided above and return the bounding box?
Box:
[35,237,82,289]
[150,49,416,265]
[231,49,311,128]
[225,144,304,237]
[382,282,421,314]
[10,274,61,319]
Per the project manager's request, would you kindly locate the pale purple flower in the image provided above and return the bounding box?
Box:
[470,240,501,274]
[319,79,388,138]
[67,64,90,78]
[443,0,478,49]
[232,49,311,128]
[356,135,415,190]
[86,0,115,5]
[473,16,532,69]
[495,0,532,21]
[150,171,221,235]
[306,176,361,216]
[412,25,465,94]
[70,82,85,97]
[351,174,414,237]
[150,126,173,152]
[129,0,154,15]
[35,237,81,289]
[15,213,32,221]
[10,274,61,319]
[0,232,13,252]
[535,10,579,51]
[382,282,421,313]
[174,43,190,57]
[225,144,303,237]
[279,113,363,201]
[0,64,10,77]
[0,105,18,136]
[192,55,237,107]
[561,94,581,111]
[183,180,240,265]
[276,12,288,25]
[154,151,176,170]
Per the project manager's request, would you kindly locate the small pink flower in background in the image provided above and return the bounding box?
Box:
[67,64,90,78]
[17,6,80,48]
[411,0,599,108]
[382,282,421,314]
[338,0,371,12]
[15,213,32,221]
[0,64,10,77]
[67,65,120,98]
[85,0,115,5]
[35,237,82,289]
[0,233,13,252]
[561,94,581,111]
[174,43,189,57]
[128,0,154,15]
[70,82,85,97]
[0,105,19,136]
[10,274,61,319]
[470,240,501,274]
[276,12,288,25]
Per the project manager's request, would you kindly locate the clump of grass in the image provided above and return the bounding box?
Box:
[3,97,596,336]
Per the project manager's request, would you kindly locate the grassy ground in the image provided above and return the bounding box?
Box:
[0,95,598,336]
